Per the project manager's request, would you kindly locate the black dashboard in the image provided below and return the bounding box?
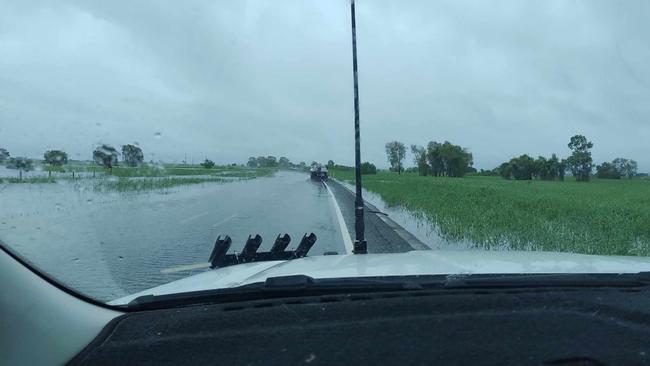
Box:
[71,286,650,365]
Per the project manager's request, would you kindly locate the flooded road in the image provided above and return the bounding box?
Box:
[0,171,345,301]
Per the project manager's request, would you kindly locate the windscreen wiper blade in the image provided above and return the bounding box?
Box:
[209,233,317,269]
[125,273,650,311]
[126,274,425,310]
[443,272,650,289]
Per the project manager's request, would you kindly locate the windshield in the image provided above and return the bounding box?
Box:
[1,0,649,303]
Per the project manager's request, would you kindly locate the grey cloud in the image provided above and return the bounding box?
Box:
[1,0,649,171]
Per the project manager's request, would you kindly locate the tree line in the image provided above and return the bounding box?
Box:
[385,140,474,177]
[383,134,641,182]
[246,156,296,168]
[496,135,638,181]
[0,144,146,178]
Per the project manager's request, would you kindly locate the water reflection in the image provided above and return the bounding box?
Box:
[0,171,343,301]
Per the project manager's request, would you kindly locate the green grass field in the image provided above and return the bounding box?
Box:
[331,169,650,256]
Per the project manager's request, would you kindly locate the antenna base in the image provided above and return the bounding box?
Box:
[353,240,367,254]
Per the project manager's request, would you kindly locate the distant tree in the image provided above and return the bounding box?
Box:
[361,162,377,175]
[122,144,144,167]
[410,145,428,176]
[0,148,9,163]
[566,135,593,182]
[298,161,307,170]
[201,159,215,169]
[596,162,622,179]
[426,141,473,177]
[93,144,119,171]
[548,154,563,181]
[6,157,33,179]
[426,141,443,176]
[500,153,566,181]
[511,154,536,180]
[558,158,567,181]
[326,160,335,169]
[43,150,68,167]
[385,141,406,174]
[247,157,258,167]
[612,158,638,179]
[498,162,513,179]
[477,169,498,177]
[498,155,536,180]
[278,156,291,168]
[256,156,268,167]
[266,156,278,167]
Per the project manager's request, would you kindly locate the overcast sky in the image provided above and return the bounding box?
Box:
[1,0,649,171]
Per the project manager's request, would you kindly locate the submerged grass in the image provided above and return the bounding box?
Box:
[92,176,254,192]
[331,169,650,256]
[0,177,57,184]
[92,165,273,178]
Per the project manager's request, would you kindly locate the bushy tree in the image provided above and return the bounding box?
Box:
[566,135,593,182]
[278,156,291,168]
[247,157,258,167]
[385,141,406,174]
[93,145,119,170]
[43,150,68,167]
[426,141,473,177]
[410,144,428,176]
[326,160,335,169]
[499,153,566,181]
[122,144,144,167]
[510,154,536,180]
[596,162,622,179]
[0,148,9,163]
[266,156,278,167]
[361,162,377,175]
[534,154,564,181]
[612,158,638,179]
[201,159,215,169]
[6,157,33,179]
[253,156,280,168]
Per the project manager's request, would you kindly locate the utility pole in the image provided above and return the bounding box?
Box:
[350,0,367,254]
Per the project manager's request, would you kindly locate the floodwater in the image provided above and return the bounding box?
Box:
[0,171,345,301]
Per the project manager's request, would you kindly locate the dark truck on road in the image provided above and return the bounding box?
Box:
[310,164,328,181]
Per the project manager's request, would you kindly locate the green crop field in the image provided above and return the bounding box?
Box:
[331,169,650,256]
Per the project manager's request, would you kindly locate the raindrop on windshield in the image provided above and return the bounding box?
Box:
[153,132,162,139]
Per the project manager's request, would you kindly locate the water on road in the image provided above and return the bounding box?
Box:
[0,171,345,301]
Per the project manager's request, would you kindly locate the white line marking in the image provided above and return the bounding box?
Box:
[211,213,238,228]
[324,181,354,254]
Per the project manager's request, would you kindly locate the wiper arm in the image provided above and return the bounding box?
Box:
[209,233,317,269]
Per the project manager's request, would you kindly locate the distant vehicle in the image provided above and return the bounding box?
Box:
[310,164,328,181]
